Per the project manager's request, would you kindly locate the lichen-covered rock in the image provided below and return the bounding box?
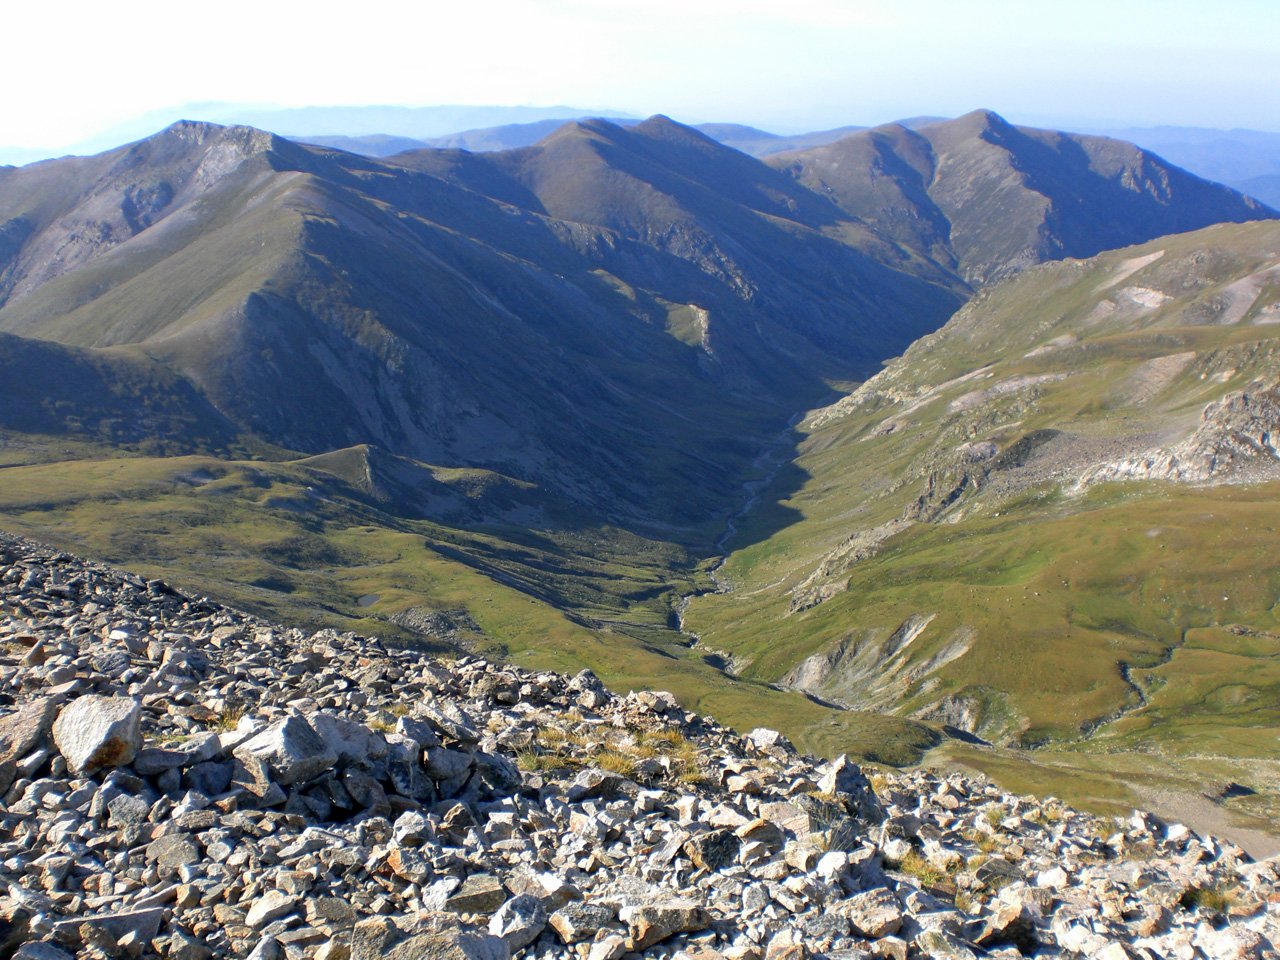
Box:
[619,901,712,950]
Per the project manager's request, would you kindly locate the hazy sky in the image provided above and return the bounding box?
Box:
[5,0,1279,159]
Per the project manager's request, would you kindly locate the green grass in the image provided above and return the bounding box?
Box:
[0,442,942,768]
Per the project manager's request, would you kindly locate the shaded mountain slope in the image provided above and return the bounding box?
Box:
[771,110,1275,285]
[0,120,963,536]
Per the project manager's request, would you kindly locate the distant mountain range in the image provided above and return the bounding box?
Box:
[0,111,1268,525]
[8,104,1279,212]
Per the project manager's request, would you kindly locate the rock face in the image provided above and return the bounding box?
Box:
[0,530,1278,960]
[1079,379,1280,487]
[49,694,141,774]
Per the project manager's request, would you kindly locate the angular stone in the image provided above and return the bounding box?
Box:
[393,809,433,846]
[487,895,546,950]
[619,901,711,950]
[145,833,201,869]
[425,747,473,782]
[0,697,60,791]
[246,938,284,960]
[51,695,141,775]
[13,943,76,960]
[684,829,740,871]
[816,754,883,821]
[106,793,151,828]
[445,875,507,915]
[913,930,977,960]
[973,900,1036,953]
[132,747,190,776]
[506,870,580,910]
[395,716,441,750]
[51,908,165,946]
[566,768,631,802]
[746,728,794,752]
[416,702,480,745]
[841,888,903,939]
[736,818,785,850]
[311,712,387,765]
[246,891,301,929]
[168,928,213,960]
[587,934,628,960]
[549,901,617,945]
[352,916,507,960]
[233,713,337,786]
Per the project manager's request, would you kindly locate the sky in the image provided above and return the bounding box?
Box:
[3,0,1279,162]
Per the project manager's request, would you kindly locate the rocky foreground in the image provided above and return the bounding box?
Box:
[0,533,1276,960]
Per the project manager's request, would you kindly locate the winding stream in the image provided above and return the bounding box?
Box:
[674,413,805,655]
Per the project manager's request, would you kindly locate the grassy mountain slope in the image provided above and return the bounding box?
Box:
[770,110,1275,285]
[682,219,1280,827]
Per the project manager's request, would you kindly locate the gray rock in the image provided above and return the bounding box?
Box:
[0,696,60,792]
[132,746,189,776]
[817,754,883,822]
[106,792,151,828]
[246,937,284,960]
[51,695,141,775]
[184,759,233,795]
[684,829,740,871]
[311,711,387,765]
[425,747,473,782]
[51,907,165,946]
[395,715,441,750]
[145,833,201,869]
[841,888,903,938]
[233,713,337,786]
[352,916,508,960]
[549,901,617,944]
[246,890,301,929]
[487,895,547,950]
[12,943,76,960]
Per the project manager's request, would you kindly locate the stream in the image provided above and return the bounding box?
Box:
[674,414,805,656]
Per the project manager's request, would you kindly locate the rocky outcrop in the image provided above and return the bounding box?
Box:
[0,531,1277,959]
[1078,380,1280,488]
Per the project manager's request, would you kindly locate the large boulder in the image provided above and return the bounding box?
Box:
[233,713,337,786]
[51,696,141,775]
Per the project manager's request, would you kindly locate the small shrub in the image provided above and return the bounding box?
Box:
[215,705,245,732]
[896,850,952,890]
[595,749,638,778]
[1181,885,1235,914]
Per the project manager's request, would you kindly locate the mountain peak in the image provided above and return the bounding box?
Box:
[153,119,282,156]
[633,114,717,145]
[948,108,1016,135]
